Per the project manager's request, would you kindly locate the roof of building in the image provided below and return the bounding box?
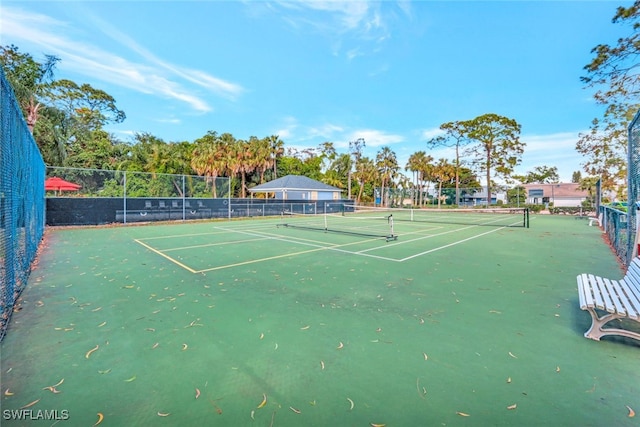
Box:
[249,175,341,192]
[523,183,589,198]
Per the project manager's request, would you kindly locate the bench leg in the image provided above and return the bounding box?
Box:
[583,307,640,341]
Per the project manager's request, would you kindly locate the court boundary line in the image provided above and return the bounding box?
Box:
[134,238,199,273]
[134,218,530,273]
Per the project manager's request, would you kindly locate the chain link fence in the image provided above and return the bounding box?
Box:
[1,68,46,341]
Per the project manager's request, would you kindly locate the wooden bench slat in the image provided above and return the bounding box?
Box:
[618,280,640,320]
[589,274,604,310]
[621,263,640,315]
[604,278,628,316]
[593,276,611,311]
[577,274,589,309]
[618,279,640,319]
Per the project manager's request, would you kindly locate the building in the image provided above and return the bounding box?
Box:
[248,175,343,201]
[523,183,589,207]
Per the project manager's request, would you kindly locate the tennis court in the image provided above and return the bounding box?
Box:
[1,213,639,426]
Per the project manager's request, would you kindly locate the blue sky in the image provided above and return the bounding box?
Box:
[0,1,632,182]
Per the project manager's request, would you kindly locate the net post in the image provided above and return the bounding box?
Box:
[123,171,127,224]
[525,208,529,228]
[182,175,186,221]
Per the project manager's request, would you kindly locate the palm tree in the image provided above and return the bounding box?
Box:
[405,151,433,207]
[431,158,456,208]
[353,157,377,203]
[191,131,226,197]
[375,146,399,207]
[267,135,285,179]
[252,137,273,184]
[1,45,59,132]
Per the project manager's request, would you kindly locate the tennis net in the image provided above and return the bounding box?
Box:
[277,211,398,241]
[342,205,530,228]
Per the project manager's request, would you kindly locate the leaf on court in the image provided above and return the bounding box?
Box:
[627,405,636,417]
[456,411,470,417]
[507,404,517,410]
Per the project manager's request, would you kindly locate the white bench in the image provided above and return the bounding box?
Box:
[588,212,602,227]
[577,257,640,341]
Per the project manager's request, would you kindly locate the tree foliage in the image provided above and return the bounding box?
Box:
[428,120,472,205]
[515,166,560,184]
[578,2,640,195]
[0,44,59,131]
[463,113,524,206]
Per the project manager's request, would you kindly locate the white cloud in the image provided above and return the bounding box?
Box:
[0,7,244,112]
[266,0,394,59]
[346,129,404,147]
[421,127,445,140]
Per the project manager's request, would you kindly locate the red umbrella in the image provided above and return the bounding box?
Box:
[45,176,82,194]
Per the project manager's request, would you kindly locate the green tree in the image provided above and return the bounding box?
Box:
[375,146,399,207]
[191,131,226,197]
[353,156,377,203]
[464,113,524,206]
[348,138,366,200]
[318,141,337,173]
[43,79,126,129]
[430,158,456,208]
[405,151,433,207]
[506,185,526,206]
[441,166,481,206]
[519,166,560,184]
[572,170,582,183]
[0,44,59,132]
[267,135,285,179]
[252,137,273,184]
[428,120,472,205]
[325,153,351,192]
[578,176,601,208]
[578,2,640,193]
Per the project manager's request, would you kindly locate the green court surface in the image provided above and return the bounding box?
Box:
[1,214,639,426]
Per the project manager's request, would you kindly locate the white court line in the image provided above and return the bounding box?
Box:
[161,237,271,252]
[136,218,527,273]
[398,224,516,262]
[134,239,198,273]
[137,230,242,241]
[214,226,401,262]
[193,227,398,272]
[135,222,280,242]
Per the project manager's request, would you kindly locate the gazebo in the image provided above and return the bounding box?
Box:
[248,175,342,201]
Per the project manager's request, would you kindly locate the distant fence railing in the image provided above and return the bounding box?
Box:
[45,166,350,226]
[625,108,640,265]
[46,167,231,224]
[601,205,631,265]
[1,68,46,341]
